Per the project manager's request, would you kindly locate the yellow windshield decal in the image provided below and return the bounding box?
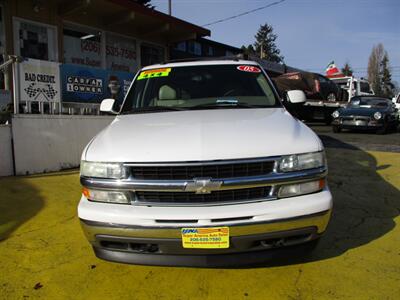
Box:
[137,68,171,80]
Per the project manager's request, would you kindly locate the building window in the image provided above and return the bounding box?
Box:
[106,33,137,73]
[207,46,213,56]
[188,41,201,56]
[175,41,186,52]
[63,25,102,68]
[140,44,164,67]
[13,18,58,61]
[225,50,234,57]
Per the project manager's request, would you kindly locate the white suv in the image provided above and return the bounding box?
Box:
[78,59,332,266]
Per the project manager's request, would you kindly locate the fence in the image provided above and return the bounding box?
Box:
[11,114,114,175]
[0,124,13,176]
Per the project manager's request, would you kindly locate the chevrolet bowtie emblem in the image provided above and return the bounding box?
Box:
[184,178,223,194]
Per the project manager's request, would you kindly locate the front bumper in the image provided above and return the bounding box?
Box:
[332,118,383,130]
[80,206,331,266]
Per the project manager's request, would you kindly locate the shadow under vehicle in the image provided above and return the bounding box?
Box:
[221,135,400,269]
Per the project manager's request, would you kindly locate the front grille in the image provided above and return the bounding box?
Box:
[129,160,275,180]
[342,116,370,121]
[134,186,272,204]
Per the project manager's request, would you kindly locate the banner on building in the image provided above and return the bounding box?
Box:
[60,64,135,104]
[18,59,61,102]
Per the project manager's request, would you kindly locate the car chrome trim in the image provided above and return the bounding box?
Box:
[122,156,280,167]
[79,209,332,240]
[80,167,327,192]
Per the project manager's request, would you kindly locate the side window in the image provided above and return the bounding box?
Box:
[318,76,327,83]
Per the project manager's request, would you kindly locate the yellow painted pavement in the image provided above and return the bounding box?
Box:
[0,149,399,300]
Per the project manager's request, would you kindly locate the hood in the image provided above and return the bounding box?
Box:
[84,108,322,162]
[340,107,388,117]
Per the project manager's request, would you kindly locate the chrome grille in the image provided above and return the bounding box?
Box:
[134,186,272,205]
[129,160,275,180]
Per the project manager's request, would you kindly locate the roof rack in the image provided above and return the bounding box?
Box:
[161,54,252,64]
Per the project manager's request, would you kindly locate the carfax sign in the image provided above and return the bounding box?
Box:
[18,59,61,102]
[60,64,135,104]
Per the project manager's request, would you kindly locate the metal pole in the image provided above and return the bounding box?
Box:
[168,0,172,15]
[12,60,19,114]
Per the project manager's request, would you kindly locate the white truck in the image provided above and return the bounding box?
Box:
[330,76,374,101]
[78,59,333,266]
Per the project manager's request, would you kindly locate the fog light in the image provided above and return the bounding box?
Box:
[82,187,130,204]
[278,179,325,198]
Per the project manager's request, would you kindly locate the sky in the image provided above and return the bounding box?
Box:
[152,0,400,82]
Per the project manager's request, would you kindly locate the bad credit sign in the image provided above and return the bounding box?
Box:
[18,59,61,102]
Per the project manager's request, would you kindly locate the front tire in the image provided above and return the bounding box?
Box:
[332,125,341,133]
[376,123,388,135]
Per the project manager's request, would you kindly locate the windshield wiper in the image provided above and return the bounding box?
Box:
[121,106,186,114]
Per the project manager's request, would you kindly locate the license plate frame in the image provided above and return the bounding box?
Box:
[181,227,230,249]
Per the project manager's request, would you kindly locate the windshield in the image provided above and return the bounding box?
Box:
[360,82,372,93]
[121,64,280,113]
[348,98,389,108]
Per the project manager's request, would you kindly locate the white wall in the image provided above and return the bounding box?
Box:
[11,115,114,175]
[0,124,13,176]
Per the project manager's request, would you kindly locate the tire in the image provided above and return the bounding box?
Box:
[332,125,341,133]
[376,123,388,135]
[327,92,337,102]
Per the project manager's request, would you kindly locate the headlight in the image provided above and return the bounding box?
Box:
[279,151,326,172]
[80,161,128,179]
[278,179,325,198]
[374,112,382,120]
[83,187,130,204]
[332,110,340,118]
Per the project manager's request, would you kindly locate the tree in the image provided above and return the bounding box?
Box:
[240,44,256,56]
[367,44,394,97]
[253,23,284,63]
[380,53,394,98]
[368,43,384,96]
[133,0,154,9]
[341,62,353,76]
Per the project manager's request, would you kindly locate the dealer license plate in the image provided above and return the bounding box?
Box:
[181,227,229,249]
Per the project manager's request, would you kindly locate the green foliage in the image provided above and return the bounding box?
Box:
[380,54,394,98]
[341,62,353,76]
[133,0,154,8]
[367,43,394,98]
[253,23,284,63]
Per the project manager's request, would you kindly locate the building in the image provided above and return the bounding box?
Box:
[170,37,241,60]
[0,0,210,111]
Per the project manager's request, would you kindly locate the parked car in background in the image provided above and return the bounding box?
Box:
[78,59,332,267]
[393,93,400,110]
[272,71,341,101]
[331,96,399,134]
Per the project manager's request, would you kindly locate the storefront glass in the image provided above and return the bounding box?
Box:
[63,26,102,68]
[106,33,137,73]
[140,44,164,66]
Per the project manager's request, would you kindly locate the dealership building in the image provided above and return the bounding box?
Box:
[0,0,215,113]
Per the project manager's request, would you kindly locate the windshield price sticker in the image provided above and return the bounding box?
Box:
[181,227,229,249]
[137,68,171,80]
[237,65,261,73]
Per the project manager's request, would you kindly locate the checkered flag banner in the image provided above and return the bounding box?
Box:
[24,83,41,99]
[24,83,58,101]
[43,84,58,100]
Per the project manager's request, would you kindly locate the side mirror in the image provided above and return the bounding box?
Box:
[286,90,306,104]
[100,98,117,114]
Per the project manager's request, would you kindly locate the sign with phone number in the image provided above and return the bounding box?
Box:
[181,227,229,249]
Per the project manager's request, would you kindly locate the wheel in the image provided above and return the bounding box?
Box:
[332,125,341,133]
[376,123,388,135]
[327,92,337,102]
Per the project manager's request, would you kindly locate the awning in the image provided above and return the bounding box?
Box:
[58,0,210,44]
